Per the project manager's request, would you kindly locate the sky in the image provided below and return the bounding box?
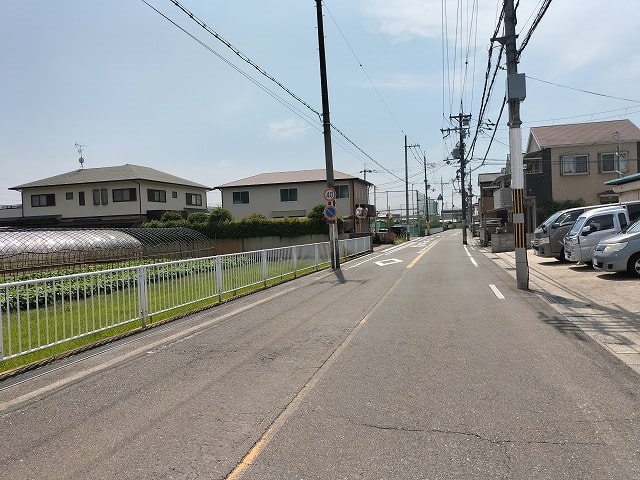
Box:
[2,0,640,215]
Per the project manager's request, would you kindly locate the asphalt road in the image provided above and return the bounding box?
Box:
[1,231,640,479]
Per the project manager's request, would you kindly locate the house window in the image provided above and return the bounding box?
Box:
[280,188,298,202]
[147,189,166,203]
[172,191,178,199]
[93,189,108,205]
[31,194,55,207]
[233,191,249,204]
[65,192,74,200]
[186,193,203,206]
[78,191,85,206]
[525,158,542,174]
[600,152,628,173]
[336,185,349,198]
[561,155,588,175]
[113,188,137,202]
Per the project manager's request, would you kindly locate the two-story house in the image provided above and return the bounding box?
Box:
[8,164,211,227]
[523,119,640,212]
[216,169,374,233]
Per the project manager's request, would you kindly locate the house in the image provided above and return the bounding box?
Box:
[7,164,211,227]
[605,172,640,202]
[523,119,640,211]
[216,169,374,233]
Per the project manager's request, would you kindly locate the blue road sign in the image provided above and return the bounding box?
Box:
[324,205,338,221]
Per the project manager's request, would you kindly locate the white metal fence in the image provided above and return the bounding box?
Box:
[0,237,371,361]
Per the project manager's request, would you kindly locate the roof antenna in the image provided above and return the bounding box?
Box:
[75,142,86,169]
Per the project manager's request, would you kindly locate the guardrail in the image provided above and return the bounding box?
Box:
[0,237,371,362]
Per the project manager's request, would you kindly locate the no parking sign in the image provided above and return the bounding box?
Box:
[324,205,338,221]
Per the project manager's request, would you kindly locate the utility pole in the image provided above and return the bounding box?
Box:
[404,135,419,240]
[441,112,471,244]
[495,0,528,289]
[423,155,432,235]
[315,0,339,269]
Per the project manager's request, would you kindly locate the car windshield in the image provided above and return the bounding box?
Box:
[539,211,563,229]
[626,219,640,234]
[555,210,582,227]
[568,216,587,236]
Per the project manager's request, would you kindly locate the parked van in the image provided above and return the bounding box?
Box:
[563,203,640,264]
[531,205,606,260]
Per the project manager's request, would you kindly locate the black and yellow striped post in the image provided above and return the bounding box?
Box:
[503,0,529,289]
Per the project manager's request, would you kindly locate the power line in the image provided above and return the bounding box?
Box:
[526,75,640,104]
[323,3,406,136]
[143,0,404,183]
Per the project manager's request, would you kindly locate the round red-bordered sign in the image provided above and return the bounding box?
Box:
[324,205,338,220]
[323,187,337,202]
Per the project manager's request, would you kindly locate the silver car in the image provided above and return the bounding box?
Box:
[592,219,640,277]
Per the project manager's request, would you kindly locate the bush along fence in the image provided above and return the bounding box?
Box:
[0,237,371,365]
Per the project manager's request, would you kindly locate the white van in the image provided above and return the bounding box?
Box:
[563,205,633,264]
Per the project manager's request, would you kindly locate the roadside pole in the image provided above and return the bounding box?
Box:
[315,0,339,269]
[501,0,529,289]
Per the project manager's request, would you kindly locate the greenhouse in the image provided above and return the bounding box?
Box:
[0,227,214,276]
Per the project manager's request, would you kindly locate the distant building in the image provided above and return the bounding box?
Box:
[6,164,211,228]
[524,119,640,211]
[216,169,374,233]
[605,172,640,202]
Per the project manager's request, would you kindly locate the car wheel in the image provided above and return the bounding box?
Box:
[627,253,640,278]
[555,248,568,262]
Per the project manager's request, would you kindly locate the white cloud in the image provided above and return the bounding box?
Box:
[266,117,310,140]
[360,0,501,42]
[361,0,442,39]
[368,72,432,91]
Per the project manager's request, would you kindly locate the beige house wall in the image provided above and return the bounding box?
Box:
[20,181,209,219]
[221,180,369,220]
[550,141,638,205]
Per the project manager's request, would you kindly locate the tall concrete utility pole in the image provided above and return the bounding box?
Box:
[423,156,431,235]
[315,0,339,269]
[404,136,419,240]
[442,113,471,245]
[497,0,529,289]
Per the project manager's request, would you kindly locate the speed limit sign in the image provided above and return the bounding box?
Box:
[323,187,337,202]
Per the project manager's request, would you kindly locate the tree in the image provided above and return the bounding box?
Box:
[208,207,233,226]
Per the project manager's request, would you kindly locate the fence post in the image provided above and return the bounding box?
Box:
[137,266,148,328]
[262,250,268,287]
[292,245,298,278]
[0,299,3,360]
[216,256,223,302]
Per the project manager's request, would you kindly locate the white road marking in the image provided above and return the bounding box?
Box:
[489,284,505,299]
[375,258,403,266]
[464,245,478,267]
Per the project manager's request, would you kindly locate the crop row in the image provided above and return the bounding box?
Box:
[0,256,259,313]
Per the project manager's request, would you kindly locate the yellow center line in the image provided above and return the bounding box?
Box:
[406,240,438,269]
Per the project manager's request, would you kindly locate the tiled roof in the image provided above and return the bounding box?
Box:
[216,169,369,188]
[529,119,640,149]
[11,164,212,190]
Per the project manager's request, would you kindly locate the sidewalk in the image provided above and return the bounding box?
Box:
[475,241,640,375]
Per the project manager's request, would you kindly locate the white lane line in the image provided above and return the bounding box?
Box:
[489,284,505,299]
[464,245,478,267]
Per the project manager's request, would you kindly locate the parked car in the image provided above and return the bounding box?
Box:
[564,205,633,265]
[534,201,640,261]
[592,219,640,277]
